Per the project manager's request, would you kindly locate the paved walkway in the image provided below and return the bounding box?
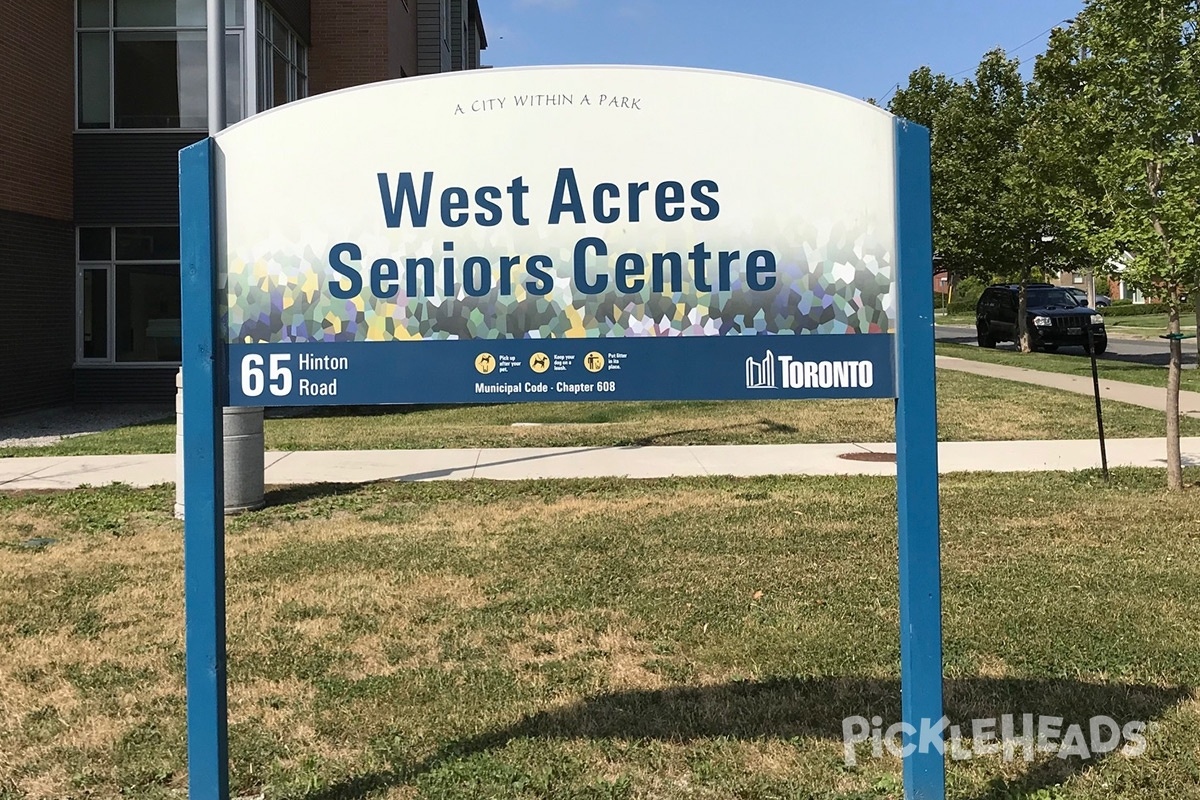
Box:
[2,438,1197,490]
[936,355,1200,417]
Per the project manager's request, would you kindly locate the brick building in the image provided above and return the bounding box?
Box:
[0,0,486,415]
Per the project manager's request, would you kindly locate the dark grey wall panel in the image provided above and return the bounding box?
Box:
[73,367,178,405]
[269,0,311,41]
[0,210,74,415]
[450,0,464,71]
[74,132,205,225]
[417,0,449,75]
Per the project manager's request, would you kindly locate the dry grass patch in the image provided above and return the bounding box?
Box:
[2,475,1199,798]
[508,612,666,693]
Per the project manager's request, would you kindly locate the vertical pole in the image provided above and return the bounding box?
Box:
[208,0,226,135]
[175,4,232,795]
[893,119,946,800]
[181,138,229,800]
[1087,327,1110,481]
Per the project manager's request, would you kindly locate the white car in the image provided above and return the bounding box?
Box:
[1065,287,1112,307]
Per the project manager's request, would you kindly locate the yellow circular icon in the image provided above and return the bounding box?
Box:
[474,352,497,374]
[529,352,550,374]
[583,351,605,372]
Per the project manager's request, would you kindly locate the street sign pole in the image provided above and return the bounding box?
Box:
[181,137,229,800]
[180,3,230,798]
[893,119,946,800]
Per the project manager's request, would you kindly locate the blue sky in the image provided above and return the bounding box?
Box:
[481,0,1087,102]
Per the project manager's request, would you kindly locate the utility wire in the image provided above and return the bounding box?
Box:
[947,19,1074,78]
[873,82,902,105]
[877,17,1074,106]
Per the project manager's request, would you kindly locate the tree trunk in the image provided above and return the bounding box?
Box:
[1017,277,1032,353]
[1166,302,1183,491]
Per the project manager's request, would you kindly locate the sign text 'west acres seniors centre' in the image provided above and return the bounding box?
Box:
[214,66,899,406]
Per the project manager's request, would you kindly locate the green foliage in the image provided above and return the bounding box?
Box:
[945,276,987,313]
[1099,302,1171,317]
[1032,1,1200,315]
[889,51,1067,313]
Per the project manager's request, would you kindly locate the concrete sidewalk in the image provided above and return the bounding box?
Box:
[937,355,1200,417]
[2,438,1197,490]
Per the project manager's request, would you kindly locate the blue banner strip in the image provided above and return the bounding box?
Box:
[180,138,230,800]
[226,334,896,406]
[894,118,946,799]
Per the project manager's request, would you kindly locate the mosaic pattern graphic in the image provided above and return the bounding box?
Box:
[225,222,894,343]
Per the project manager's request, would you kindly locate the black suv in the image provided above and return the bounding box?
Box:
[975,283,1107,353]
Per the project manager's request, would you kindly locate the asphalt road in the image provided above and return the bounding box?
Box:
[935,324,1198,368]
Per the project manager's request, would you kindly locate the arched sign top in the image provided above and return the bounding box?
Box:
[217,64,897,136]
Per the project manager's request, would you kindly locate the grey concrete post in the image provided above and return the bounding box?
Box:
[175,371,266,518]
[175,2,266,518]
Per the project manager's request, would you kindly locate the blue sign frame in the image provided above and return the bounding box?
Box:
[180,119,943,800]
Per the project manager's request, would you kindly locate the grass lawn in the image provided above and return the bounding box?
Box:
[934,312,978,327]
[3,369,1198,458]
[1102,314,1197,335]
[2,472,1200,798]
[937,343,1200,394]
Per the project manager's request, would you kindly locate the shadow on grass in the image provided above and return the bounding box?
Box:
[262,482,366,507]
[627,418,800,446]
[304,675,1191,799]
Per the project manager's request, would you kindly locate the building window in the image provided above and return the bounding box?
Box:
[76,0,245,129]
[256,2,307,111]
[442,0,451,48]
[77,226,182,364]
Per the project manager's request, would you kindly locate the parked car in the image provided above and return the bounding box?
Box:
[1064,287,1112,307]
[976,283,1107,354]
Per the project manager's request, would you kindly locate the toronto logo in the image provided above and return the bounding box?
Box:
[746,350,875,390]
[745,351,777,389]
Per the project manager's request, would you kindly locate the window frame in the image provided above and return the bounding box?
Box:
[76,265,116,364]
[255,1,308,112]
[76,225,184,367]
[75,0,248,132]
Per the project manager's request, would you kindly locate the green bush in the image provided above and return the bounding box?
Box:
[1100,302,1169,317]
[944,277,986,314]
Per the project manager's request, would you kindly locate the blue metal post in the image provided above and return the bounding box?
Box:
[893,118,946,800]
[180,137,230,800]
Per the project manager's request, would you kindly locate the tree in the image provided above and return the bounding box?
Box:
[1024,25,1115,302]
[888,66,963,306]
[892,51,1055,349]
[1034,0,1200,489]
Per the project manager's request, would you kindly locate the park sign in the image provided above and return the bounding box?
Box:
[213,66,899,405]
[181,66,946,800]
